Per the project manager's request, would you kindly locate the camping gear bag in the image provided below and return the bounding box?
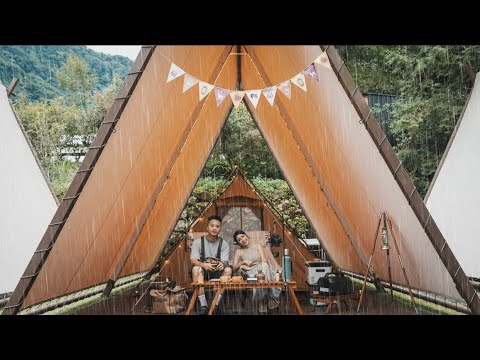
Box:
[317,272,354,296]
[150,286,188,314]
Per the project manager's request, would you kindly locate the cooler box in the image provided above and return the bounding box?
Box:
[305,260,332,285]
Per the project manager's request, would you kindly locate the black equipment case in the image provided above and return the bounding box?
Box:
[317,272,354,296]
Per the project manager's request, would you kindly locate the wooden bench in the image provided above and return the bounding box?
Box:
[310,291,361,314]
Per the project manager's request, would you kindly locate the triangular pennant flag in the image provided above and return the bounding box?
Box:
[277,80,292,100]
[198,81,215,101]
[303,64,319,82]
[183,73,199,93]
[262,86,277,106]
[245,90,262,108]
[215,87,230,107]
[167,63,186,83]
[291,73,307,92]
[314,52,332,70]
[230,91,246,109]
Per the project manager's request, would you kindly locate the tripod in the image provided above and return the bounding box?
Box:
[356,212,418,314]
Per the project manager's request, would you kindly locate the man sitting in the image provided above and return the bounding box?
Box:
[190,215,232,314]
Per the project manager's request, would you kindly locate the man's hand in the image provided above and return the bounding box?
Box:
[216,261,225,271]
[203,262,217,272]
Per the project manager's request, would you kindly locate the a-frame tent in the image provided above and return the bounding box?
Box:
[0,82,58,296]
[425,71,480,281]
[160,171,319,291]
[4,46,479,315]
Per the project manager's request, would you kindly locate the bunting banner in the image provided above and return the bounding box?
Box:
[277,80,292,100]
[167,63,185,83]
[245,90,262,108]
[199,81,215,101]
[215,87,230,107]
[183,73,199,93]
[303,64,319,82]
[262,86,277,106]
[291,73,307,92]
[166,51,333,108]
[230,91,246,109]
[314,52,332,70]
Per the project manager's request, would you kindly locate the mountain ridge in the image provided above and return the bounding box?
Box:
[0,45,132,101]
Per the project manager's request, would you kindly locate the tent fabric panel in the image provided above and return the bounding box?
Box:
[241,51,365,274]
[426,72,480,279]
[0,84,58,294]
[247,46,378,276]
[326,46,470,301]
[24,46,193,305]
[249,45,461,299]
[24,46,228,306]
[248,48,459,298]
[68,46,231,291]
[220,175,258,200]
[159,238,192,288]
[215,199,263,208]
[120,49,237,276]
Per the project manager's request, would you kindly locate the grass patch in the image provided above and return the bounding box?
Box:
[43,279,143,315]
[351,277,464,315]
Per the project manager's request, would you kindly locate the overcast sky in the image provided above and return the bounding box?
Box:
[87,46,141,61]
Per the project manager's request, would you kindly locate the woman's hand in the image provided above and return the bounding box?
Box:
[243,260,254,267]
[240,265,251,271]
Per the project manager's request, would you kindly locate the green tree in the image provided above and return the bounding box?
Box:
[56,54,97,109]
[340,45,480,197]
[202,102,281,180]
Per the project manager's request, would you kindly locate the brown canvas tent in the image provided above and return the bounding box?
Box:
[159,170,319,291]
[4,46,479,315]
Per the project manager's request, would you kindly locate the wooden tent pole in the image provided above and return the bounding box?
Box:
[380,212,394,302]
[387,217,418,314]
[357,216,382,312]
[385,248,394,302]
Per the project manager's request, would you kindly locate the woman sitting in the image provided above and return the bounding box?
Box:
[232,230,280,313]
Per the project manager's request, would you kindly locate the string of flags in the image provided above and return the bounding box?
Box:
[166,52,333,109]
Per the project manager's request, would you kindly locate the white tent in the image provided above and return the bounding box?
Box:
[425,72,480,280]
[0,83,58,295]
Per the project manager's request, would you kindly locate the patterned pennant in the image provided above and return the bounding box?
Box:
[230,91,245,109]
[303,64,319,82]
[314,52,332,69]
[215,87,230,107]
[291,73,307,92]
[277,80,291,100]
[167,63,185,83]
[262,86,277,106]
[245,90,262,108]
[198,81,215,101]
[183,74,199,93]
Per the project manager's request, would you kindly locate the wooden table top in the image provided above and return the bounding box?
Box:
[191,280,296,288]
